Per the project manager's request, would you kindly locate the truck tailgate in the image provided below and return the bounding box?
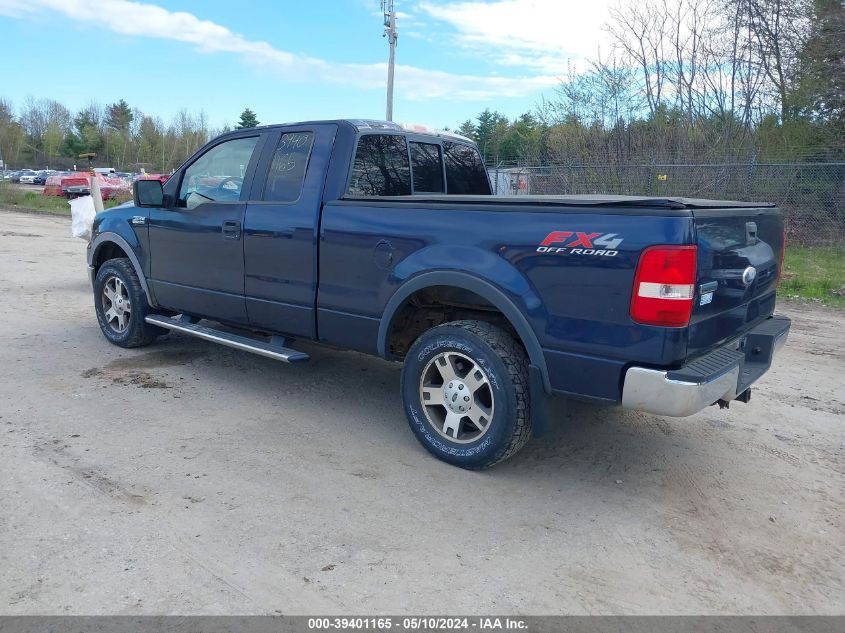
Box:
[688,206,784,358]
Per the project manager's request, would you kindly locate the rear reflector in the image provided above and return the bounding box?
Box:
[631,246,698,327]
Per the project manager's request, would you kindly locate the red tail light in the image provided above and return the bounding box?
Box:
[778,227,786,283]
[630,246,698,327]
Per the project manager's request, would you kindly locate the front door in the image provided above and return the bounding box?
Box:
[147,134,263,325]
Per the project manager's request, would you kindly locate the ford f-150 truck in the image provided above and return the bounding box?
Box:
[86,119,790,469]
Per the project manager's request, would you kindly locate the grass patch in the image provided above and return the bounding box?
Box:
[781,246,845,309]
[0,183,71,214]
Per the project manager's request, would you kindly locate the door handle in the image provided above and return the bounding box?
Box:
[222,220,241,240]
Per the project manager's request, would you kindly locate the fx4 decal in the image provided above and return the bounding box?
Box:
[536,231,624,257]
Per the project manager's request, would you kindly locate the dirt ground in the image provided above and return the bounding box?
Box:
[0,209,842,615]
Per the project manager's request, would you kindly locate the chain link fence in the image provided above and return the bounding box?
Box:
[488,162,845,247]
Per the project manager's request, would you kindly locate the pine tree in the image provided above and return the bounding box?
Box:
[236,108,260,129]
[474,109,509,162]
[457,119,477,140]
[106,99,133,131]
[801,0,845,129]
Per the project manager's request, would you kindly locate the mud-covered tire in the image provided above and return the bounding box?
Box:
[401,320,532,469]
[94,258,162,348]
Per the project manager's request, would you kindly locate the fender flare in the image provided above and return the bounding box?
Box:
[377,271,550,393]
[88,232,156,306]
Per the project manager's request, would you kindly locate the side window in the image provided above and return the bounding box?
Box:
[347,134,411,196]
[410,142,444,193]
[263,132,314,202]
[178,136,259,209]
[443,141,492,195]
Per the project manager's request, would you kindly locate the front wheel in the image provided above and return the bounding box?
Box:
[401,320,532,469]
[94,258,162,348]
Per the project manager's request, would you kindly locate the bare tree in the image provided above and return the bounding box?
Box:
[745,0,812,120]
[608,1,671,116]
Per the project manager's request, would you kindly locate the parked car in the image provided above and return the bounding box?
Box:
[85,119,790,469]
[10,170,28,183]
[17,169,38,184]
[32,170,53,185]
[44,173,89,198]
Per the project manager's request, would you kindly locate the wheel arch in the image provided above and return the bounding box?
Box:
[378,271,550,393]
[89,232,155,306]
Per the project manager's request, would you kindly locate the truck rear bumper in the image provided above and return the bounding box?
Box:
[621,315,790,417]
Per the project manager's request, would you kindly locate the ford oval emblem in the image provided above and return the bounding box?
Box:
[742,266,757,286]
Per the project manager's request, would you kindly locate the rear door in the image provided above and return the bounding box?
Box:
[688,205,784,358]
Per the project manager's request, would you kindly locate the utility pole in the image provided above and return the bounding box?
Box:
[382,0,397,121]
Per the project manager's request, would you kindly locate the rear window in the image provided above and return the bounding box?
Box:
[443,141,491,195]
[348,134,411,196]
[410,141,444,193]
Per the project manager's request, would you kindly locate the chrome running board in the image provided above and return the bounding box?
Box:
[145,315,310,364]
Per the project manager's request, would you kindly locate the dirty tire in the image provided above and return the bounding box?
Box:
[401,320,531,470]
[94,257,162,348]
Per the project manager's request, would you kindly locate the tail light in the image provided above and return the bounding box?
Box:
[630,246,698,327]
[778,227,786,283]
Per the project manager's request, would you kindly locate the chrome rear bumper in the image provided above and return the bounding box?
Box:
[622,364,740,417]
[621,315,790,417]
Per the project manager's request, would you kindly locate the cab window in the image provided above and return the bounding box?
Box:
[443,141,491,195]
[347,134,411,196]
[263,132,314,202]
[178,136,259,209]
[410,142,444,193]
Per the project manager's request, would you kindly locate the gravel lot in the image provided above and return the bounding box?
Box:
[0,209,842,615]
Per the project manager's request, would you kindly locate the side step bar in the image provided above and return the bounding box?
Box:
[145,315,310,364]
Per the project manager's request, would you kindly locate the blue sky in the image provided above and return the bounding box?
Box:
[0,0,615,129]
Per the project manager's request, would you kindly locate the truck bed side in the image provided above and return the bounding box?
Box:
[317,198,697,402]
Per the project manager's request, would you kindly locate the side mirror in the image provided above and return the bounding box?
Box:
[133,179,164,207]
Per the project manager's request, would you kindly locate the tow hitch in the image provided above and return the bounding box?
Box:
[717,388,752,409]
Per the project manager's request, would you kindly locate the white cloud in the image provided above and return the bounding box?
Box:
[418,0,619,73]
[0,0,559,101]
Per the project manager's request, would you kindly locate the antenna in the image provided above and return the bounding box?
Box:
[381,0,397,121]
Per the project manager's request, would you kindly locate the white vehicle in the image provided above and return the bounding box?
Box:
[18,170,38,184]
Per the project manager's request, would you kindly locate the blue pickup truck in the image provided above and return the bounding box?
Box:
[87,119,790,469]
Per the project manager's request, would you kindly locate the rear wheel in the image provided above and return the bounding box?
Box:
[401,320,532,469]
[94,258,162,348]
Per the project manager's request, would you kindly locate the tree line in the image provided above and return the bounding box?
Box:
[1,0,842,171]
[455,0,844,165]
[0,101,260,172]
